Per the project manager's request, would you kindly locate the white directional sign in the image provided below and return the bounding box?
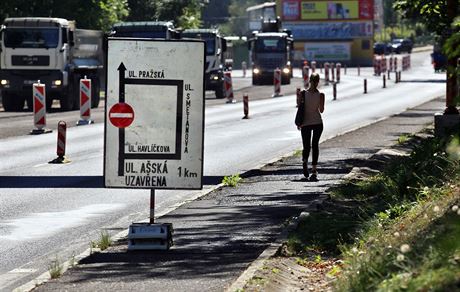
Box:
[104,39,205,189]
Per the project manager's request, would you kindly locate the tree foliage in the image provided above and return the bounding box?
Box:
[0,0,202,30]
[219,0,264,36]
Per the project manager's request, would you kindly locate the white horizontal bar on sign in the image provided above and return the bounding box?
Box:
[109,113,134,118]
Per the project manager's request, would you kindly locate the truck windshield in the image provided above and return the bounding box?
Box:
[183,34,215,55]
[113,31,167,39]
[255,37,286,53]
[4,28,59,48]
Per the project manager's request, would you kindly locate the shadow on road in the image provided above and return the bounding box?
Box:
[0,175,225,188]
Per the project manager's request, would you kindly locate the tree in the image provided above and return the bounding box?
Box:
[0,0,129,30]
[395,0,460,114]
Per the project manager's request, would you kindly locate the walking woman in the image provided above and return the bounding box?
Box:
[298,73,325,181]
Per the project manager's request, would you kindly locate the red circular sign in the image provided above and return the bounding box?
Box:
[109,102,135,128]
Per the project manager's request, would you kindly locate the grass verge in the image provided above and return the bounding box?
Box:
[283,129,460,290]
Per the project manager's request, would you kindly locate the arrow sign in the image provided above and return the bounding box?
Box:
[118,62,126,103]
[109,102,134,128]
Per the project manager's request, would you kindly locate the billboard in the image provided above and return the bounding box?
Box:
[281,0,373,21]
[304,42,351,61]
[283,21,373,40]
[283,0,301,20]
[301,1,359,20]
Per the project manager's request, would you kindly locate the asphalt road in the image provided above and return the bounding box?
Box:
[0,50,445,291]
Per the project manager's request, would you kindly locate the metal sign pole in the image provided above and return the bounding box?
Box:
[150,189,155,224]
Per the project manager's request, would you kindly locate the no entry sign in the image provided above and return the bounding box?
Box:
[109,103,135,128]
[104,39,205,189]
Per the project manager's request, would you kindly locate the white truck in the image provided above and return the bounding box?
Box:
[182,29,227,99]
[0,17,104,111]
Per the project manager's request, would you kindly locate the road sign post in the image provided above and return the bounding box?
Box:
[104,38,205,250]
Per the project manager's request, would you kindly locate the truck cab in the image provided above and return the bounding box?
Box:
[110,21,181,40]
[248,19,293,85]
[182,29,227,99]
[0,17,103,111]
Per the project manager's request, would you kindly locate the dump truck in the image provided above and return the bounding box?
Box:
[0,17,104,111]
[248,18,294,85]
[182,29,227,99]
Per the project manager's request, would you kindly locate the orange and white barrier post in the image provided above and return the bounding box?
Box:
[272,68,282,97]
[324,62,330,85]
[331,63,335,82]
[302,65,310,89]
[242,61,247,78]
[364,79,367,94]
[242,93,249,119]
[224,71,234,103]
[31,81,51,135]
[336,63,341,83]
[311,61,316,73]
[333,82,337,100]
[50,121,70,163]
[77,76,93,126]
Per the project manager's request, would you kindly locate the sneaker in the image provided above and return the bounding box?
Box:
[302,162,309,178]
[309,171,318,182]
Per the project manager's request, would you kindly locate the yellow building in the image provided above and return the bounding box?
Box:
[275,0,374,65]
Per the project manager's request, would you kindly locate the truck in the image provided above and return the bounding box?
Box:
[109,21,181,40]
[182,29,227,99]
[247,18,293,85]
[0,17,104,111]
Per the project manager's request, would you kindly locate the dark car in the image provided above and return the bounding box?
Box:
[373,42,391,55]
[390,38,413,54]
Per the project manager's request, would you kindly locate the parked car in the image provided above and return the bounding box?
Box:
[390,38,413,54]
[373,42,391,55]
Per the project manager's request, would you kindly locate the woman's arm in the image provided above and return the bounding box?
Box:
[319,93,325,113]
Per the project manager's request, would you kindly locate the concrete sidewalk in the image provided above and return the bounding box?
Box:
[30,97,444,292]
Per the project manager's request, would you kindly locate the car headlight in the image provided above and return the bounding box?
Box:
[1,79,9,85]
[282,68,290,74]
[52,80,62,86]
[253,68,260,74]
[210,74,219,81]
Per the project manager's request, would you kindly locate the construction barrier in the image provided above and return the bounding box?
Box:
[389,56,394,72]
[31,81,51,135]
[77,77,93,126]
[49,121,71,163]
[336,63,341,83]
[324,62,330,85]
[333,82,337,100]
[311,61,316,73]
[394,57,398,72]
[272,68,282,97]
[243,93,249,119]
[387,69,391,80]
[331,63,335,81]
[224,71,234,103]
[302,66,310,89]
[364,79,367,94]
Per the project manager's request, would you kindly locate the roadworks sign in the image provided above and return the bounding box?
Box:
[104,38,205,190]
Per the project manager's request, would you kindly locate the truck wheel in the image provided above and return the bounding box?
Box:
[215,83,225,99]
[60,79,77,111]
[91,78,101,108]
[2,93,24,112]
